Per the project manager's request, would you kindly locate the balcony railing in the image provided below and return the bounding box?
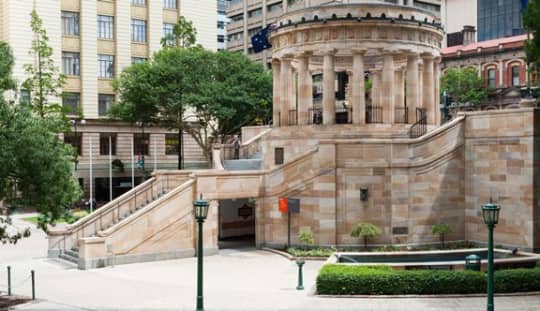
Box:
[409,108,427,138]
[366,105,383,124]
[308,107,323,125]
[336,107,352,124]
[394,106,409,124]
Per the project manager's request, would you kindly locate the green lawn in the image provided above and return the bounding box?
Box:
[22,210,90,225]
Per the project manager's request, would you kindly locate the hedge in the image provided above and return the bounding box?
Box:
[317,265,540,295]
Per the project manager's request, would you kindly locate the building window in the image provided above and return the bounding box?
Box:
[62,93,80,115]
[62,52,80,76]
[131,0,146,6]
[163,23,175,45]
[217,21,225,29]
[134,133,150,155]
[230,14,243,22]
[267,2,282,13]
[62,11,79,36]
[64,132,82,156]
[248,8,262,18]
[248,27,262,36]
[165,134,179,155]
[20,89,30,105]
[275,148,284,165]
[217,35,225,43]
[100,133,117,156]
[487,68,496,88]
[98,94,114,116]
[97,15,114,40]
[512,65,521,86]
[228,32,243,41]
[98,54,114,78]
[131,19,147,43]
[131,57,147,64]
[163,0,176,9]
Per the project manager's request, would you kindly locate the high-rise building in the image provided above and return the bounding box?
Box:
[226,0,442,67]
[217,0,231,51]
[0,0,217,203]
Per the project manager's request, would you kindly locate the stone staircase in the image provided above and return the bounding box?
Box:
[223,151,262,171]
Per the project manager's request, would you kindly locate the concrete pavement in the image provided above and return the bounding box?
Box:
[1,213,539,310]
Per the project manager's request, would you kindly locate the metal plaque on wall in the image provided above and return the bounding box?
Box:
[288,198,300,213]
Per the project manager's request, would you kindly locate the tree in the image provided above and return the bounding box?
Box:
[440,67,487,105]
[431,224,453,248]
[0,42,15,91]
[161,16,198,49]
[0,41,81,240]
[350,223,382,249]
[21,10,66,118]
[524,0,540,86]
[297,228,314,250]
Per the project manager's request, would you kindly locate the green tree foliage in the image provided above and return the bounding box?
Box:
[22,10,66,118]
[0,42,15,91]
[161,16,198,48]
[431,224,453,248]
[440,67,487,105]
[112,48,272,165]
[350,222,382,249]
[297,228,314,250]
[0,41,81,241]
[524,1,540,71]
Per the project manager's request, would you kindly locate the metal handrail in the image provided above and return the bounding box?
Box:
[409,108,427,138]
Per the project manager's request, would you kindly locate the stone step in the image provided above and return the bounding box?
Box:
[223,159,262,171]
[59,250,78,264]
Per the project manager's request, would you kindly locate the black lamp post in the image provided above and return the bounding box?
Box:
[193,194,209,311]
[481,199,500,311]
[70,118,85,170]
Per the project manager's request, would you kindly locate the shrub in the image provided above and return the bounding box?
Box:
[297,228,314,250]
[431,224,453,248]
[350,223,382,249]
[287,247,333,258]
[317,265,540,295]
[317,265,485,295]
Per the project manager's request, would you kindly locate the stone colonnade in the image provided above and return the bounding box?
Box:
[272,50,441,126]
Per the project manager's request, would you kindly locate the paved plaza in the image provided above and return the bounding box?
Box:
[0,214,539,311]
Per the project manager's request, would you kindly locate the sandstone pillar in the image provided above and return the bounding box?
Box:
[372,69,381,108]
[382,52,395,124]
[297,53,312,126]
[406,53,419,124]
[272,59,281,127]
[417,63,424,121]
[280,57,293,126]
[422,54,435,125]
[395,66,405,122]
[322,49,336,125]
[434,57,441,125]
[351,49,366,124]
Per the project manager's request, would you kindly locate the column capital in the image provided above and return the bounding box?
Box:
[272,58,281,65]
[321,48,337,56]
[421,52,434,60]
[295,50,313,59]
[281,54,294,62]
[381,48,400,56]
[433,56,442,64]
[351,48,367,55]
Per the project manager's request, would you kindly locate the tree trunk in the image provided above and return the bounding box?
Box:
[177,127,184,170]
[364,236,368,250]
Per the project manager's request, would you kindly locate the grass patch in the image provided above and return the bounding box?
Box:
[22,210,90,225]
[316,264,540,295]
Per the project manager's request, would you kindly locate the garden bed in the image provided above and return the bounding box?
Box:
[316,265,540,295]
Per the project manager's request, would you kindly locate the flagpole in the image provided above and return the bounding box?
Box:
[131,135,135,189]
[109,135,112,201]
[89,136,93,213]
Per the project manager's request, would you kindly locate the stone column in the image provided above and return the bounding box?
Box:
[280,57,293,126]
[422,54,435,125]
[498,60,504,87]
[382,51,395,124]
[272,59,281,127]
[434,57,441,125]
[322,49,336,125]
[406,53,419,124]
[297,52,312,125]
[351,49,366,124]
[394,66,405,121]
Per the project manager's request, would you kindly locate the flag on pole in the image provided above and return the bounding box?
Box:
[251,26,273,53]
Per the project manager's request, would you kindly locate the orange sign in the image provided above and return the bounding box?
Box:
[278,197,288,213]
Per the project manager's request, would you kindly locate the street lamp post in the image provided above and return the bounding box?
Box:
[193,194,209,311]
[69,118,86,170]
[482,199,500,311]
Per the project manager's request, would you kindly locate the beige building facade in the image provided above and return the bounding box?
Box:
[0,0,216,201]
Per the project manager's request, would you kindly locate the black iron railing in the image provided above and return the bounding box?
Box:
[409,108,427,138]
[288,109,297,126]
[308,107,323,125]
[366,105,383,124]
[395,106,409,124]
[335,107,352,124]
